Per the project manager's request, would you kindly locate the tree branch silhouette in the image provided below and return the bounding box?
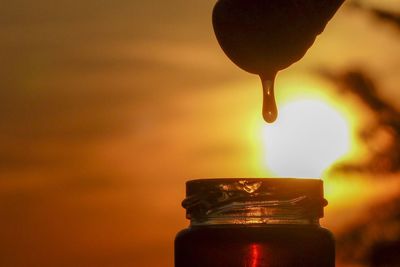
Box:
[336,194,400,266]
[349,1,400,31]
[320,69,400,174]
[318,2,400,267]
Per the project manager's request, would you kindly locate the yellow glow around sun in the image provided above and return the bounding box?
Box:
[261,99,350,178]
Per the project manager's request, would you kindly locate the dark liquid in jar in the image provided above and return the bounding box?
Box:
[175,225,335,267]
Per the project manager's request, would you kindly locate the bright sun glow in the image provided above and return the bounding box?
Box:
[261,99,350,178]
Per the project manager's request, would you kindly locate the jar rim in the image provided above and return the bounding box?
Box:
[183,178,327,225]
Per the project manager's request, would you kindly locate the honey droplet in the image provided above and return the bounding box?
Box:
[260,74,278,123]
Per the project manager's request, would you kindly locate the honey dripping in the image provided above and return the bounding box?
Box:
[260,73,277,123]
[212,0,345,123]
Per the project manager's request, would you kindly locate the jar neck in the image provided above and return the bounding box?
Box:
[183,178,327,227]
[189,196,321,226]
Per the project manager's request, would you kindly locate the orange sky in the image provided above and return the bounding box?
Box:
[0,1,400,266]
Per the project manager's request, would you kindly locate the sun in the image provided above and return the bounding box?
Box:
[261,99,350,178]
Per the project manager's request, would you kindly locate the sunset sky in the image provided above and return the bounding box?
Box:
[1,0,400,266]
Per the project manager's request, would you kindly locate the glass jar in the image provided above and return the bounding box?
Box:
[175,178,335,267]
